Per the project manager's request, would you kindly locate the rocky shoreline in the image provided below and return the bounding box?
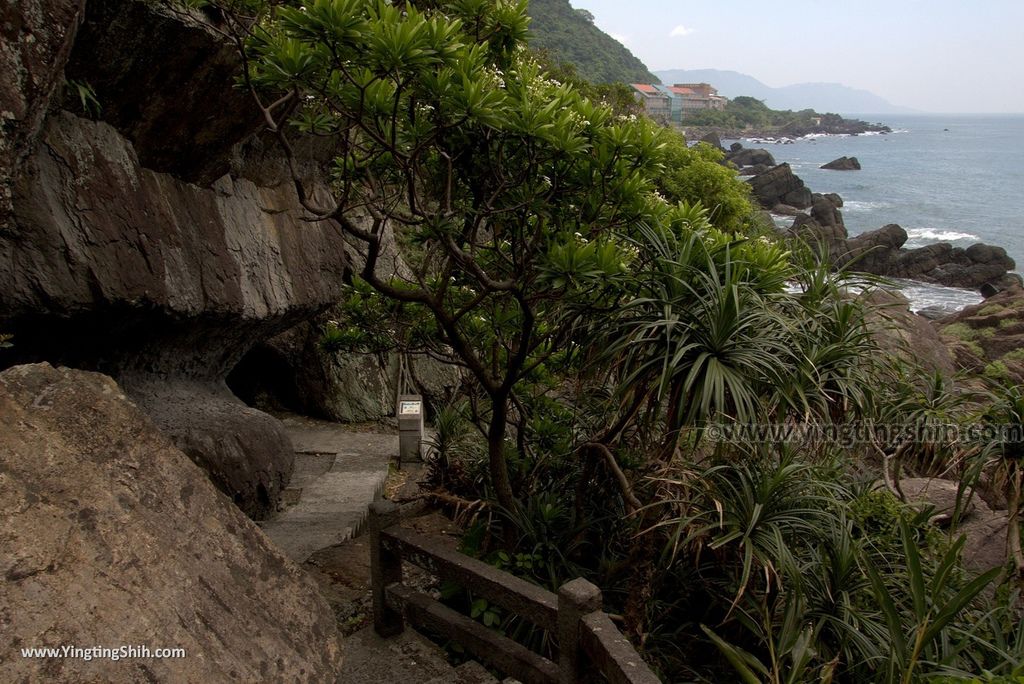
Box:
[687,113,891,142]
[718,142,1021,296]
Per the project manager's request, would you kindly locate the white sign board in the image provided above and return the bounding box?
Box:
[399,400,422,416]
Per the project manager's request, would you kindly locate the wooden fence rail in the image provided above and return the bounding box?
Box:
[369,501,660,684]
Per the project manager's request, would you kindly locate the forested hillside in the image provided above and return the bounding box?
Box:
[527,0,657,83]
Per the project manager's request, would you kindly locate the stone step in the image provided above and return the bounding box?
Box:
[260,415,395,563]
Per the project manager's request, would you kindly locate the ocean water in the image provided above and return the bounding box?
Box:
[727,114,1024,313]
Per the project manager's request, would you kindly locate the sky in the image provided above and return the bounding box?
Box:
[570,0,1024,113]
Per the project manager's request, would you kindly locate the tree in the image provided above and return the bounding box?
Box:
[238,0,682,511]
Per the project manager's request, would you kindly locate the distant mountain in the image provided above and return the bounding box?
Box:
[654,69,917,115]
[527,0,657,84]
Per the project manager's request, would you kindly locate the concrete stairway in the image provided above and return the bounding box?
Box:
[260,414,394,563]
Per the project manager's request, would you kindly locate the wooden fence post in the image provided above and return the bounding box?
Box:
[369,500,404,637]
[557,578,603,684]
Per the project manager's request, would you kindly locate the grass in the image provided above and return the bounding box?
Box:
[978,304,1007,316]
[943,323,978,341]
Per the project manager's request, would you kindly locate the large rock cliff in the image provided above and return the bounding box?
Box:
[0,0,351,517]
[0,363,343,682]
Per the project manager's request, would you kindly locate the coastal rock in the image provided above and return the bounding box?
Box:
[982,273,1024,297]
[0,112,352,517]
[821,156,861,170]
[937,285,1024,384]
[816,220,1017,292]
[810,193,846,234]
[726,146,776,168]
[861,290,956,377]
[698,132,723,150]
[771,203,804,216]
[0,363,344,683]
[823,192,844,208]
[831,224,906,272]
[741,163,773,177]
[748,163,812,209]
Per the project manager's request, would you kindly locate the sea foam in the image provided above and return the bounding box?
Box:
[905,228,979,243]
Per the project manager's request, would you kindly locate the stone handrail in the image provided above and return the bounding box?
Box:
[369,501,660,684]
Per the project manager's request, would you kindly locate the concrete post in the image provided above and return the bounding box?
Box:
[369,500,404,637]
[557,578,603,684]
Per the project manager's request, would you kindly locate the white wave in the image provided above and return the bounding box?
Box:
[891,279,983,314]
[785,279,982,315]
[905,228,979,243]
[842,200,892,212]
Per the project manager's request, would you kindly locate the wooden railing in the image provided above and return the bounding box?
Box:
[369,501,661,684]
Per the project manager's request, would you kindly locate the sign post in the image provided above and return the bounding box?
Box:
[397,394,424,463]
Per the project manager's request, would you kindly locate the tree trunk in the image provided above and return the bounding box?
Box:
[659,378,685,462]
[487,394,516,513]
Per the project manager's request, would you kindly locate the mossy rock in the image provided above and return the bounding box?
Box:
[983,360,1012,381]
[996,318,1024,335]
[977,303,1006,316]
[941,322,976,341]
[1001,348,1024,363]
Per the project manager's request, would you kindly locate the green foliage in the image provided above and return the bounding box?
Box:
[524,0,657,84]
[984,361,1013,382]
[863,518,1002,684]
[654,130,754,231]
[232,3,1023,681]
[1002,348,1024,363]
[246,0,699,508]
[65,79,101,118]
[944,323,979,341]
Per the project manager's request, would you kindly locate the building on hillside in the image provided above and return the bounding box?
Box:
[628,83,672,124]
[629,82,728,124]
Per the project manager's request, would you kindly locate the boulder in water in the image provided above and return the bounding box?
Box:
[821,156,861,170]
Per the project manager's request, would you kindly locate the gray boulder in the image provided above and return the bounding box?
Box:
[698,132,723,150]
[748,163,813,209]
[727,145,776,168]
[899,478,1008,574]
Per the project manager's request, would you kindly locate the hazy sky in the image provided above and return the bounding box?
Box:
[570,0,1024,113]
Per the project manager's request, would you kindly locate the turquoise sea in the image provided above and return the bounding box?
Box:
[727,114,1024,313]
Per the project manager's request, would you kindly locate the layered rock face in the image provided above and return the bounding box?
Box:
[0,0,350,517]
[0,364,343,682]
[0,0,85,222]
